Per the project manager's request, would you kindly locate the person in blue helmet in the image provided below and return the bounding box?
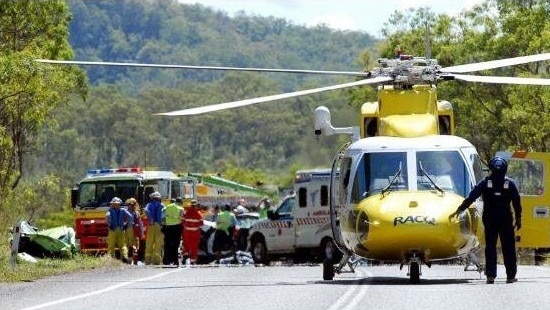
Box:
[450,156,522,284]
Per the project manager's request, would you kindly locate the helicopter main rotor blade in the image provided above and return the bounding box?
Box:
[35,59,371,77]
[453,74,550,85]
[441,53,550,73]
[155,76,392,116]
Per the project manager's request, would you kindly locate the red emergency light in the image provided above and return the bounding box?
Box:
[116,167,142,173]
[87,167,142,175]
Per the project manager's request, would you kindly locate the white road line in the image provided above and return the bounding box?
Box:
[20,268,183,310]
[326,269,370,310]
[341,273,370,310]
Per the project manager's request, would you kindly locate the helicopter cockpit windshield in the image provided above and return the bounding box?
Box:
[348,149,471,202]
[352,152,408,201]
[416,150,469,196]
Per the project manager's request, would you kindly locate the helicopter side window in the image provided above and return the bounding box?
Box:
[471,153,484,184]
[339,157,353,206]
[351,156,368,203]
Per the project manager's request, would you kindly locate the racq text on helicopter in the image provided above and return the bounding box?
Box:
[36,51,550,283]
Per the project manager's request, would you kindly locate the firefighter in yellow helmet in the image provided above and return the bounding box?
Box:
[106,197,133,263]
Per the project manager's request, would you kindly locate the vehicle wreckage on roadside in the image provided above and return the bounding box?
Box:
[10,220,78,261]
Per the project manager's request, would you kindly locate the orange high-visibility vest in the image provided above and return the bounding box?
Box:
[184,208,203,232]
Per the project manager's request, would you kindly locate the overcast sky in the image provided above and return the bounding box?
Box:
[180,0,484,37]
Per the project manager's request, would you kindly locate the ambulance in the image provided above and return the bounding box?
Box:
[248,168,341,264]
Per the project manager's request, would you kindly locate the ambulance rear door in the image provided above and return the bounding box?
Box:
[294,176,331,248]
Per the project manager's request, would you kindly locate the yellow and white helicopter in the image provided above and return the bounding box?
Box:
[37,52,550,283]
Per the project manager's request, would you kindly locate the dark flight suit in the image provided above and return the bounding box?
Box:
[456,175,522,280]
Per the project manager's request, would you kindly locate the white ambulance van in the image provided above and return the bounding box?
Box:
[248,168,341,264]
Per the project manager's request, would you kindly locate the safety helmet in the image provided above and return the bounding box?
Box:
[110,197,123,204]
[488,156,508,174]
[150,191,161,199]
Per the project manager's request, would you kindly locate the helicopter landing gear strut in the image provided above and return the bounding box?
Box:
[324,250,360,281]
[464,251,484,274]
[335,250,361,274]
[408,261,421,284]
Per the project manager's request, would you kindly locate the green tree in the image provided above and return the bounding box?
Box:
[446,0,550,158]
[29,0,375,192]
[0,1,86,210]
[366,1,550,162]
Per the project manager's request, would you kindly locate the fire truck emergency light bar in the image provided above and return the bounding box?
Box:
[87,167,143,175]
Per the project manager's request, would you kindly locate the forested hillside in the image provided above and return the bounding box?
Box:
[28,0,378,187]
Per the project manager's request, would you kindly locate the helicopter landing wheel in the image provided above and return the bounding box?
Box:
[323,259,335,280]
[409,262,420,284]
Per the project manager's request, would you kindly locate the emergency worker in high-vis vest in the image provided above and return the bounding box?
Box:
[163,197,184,266]
[183,199,204,264]
[257,196,271,219]
[144,191,165,265]
[451,156,522,284]
[214,204,238,262]
[106,197,133,262]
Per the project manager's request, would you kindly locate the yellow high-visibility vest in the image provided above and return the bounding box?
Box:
[164,203,183,226]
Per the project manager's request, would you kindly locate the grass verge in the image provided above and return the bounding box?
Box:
[0,250,122,283]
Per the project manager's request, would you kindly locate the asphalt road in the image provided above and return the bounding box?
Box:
[2,262,550,310]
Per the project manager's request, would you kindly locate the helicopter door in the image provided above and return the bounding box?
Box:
[498,151,550,253]
[330,146,349,249]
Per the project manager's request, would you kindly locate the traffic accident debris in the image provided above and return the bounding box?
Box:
[9,220,78,262]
